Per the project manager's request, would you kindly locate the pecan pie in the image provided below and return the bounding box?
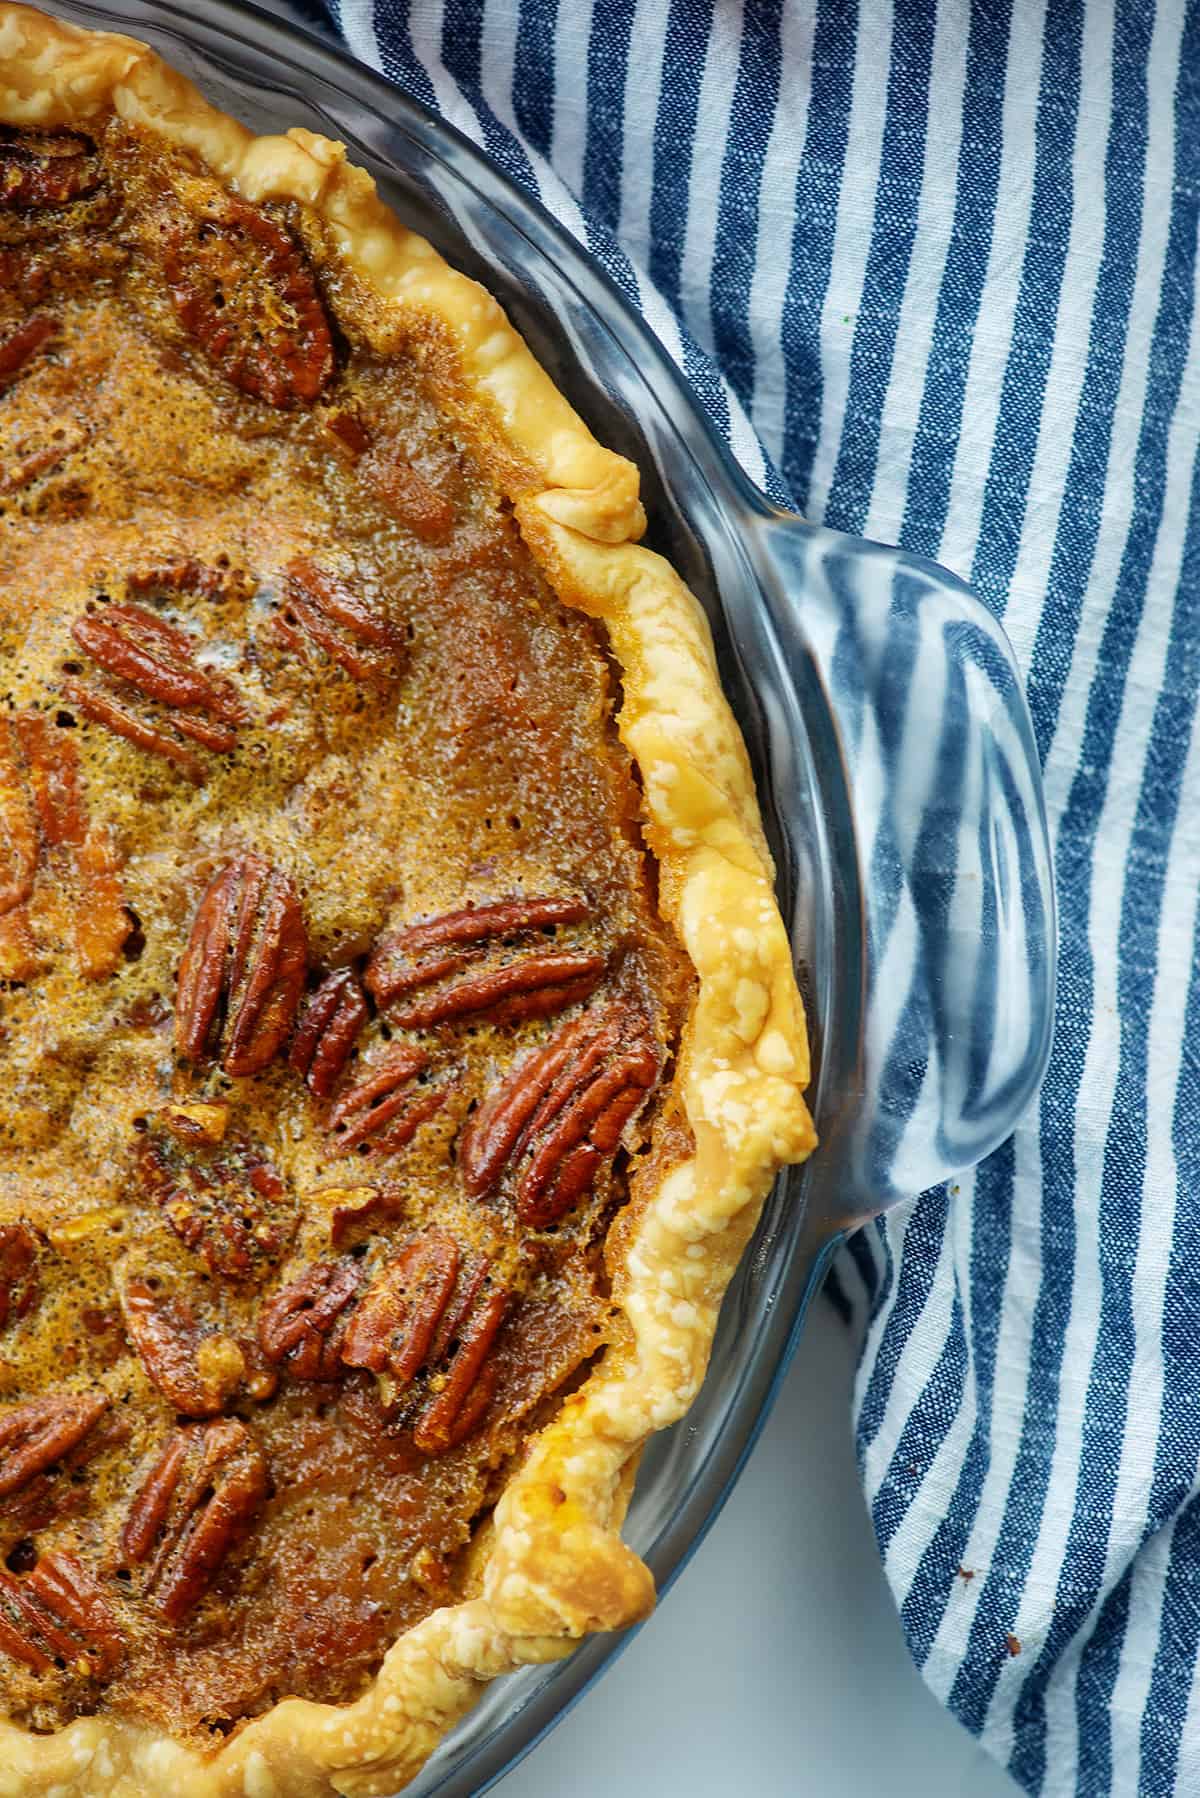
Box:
[0,7,815,1794]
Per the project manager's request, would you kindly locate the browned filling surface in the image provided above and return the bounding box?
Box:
[0,120,693,1745]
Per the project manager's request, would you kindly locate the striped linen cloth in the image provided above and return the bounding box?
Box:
[307,3,1199,1792]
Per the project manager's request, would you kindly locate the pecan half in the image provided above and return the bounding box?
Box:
[60,679,204,783]
[162,181,332,407]
[70,825,129,981]
[460,1005,659,1225]
[1,419,88,495]
[2,714,129,978]
[460,1010,615,1197]
[0,724,36,915]
[365,894,600,1029]
[0,129,99,210]
[0,312,57,381]
[390,952,605,1031]
[274,559,405,685]
[67,600,246,780]
[0,1414,126,1541]
[323,407,370,455]
[0,1551,122,1679]
[73,604,243,726]
[0,1392,109,1500]
[16,711,85,848]
[120,1279,252,1417]
[137,1114,295,1281]
[176,854,309,1076]
[0,1225,40,1331]
[121,1418,269,1621]
[257,1259,362,1380]
[126,559,256,604]
[0,906,38,981]
[367,448,456,543]
[327,1045,448,1155]
[367,895,589,1003]
[289,968,368,1098]
[0,718,39,979]
[341,1231,508,1453]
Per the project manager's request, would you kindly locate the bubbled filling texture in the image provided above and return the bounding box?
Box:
[0,118,692,1742]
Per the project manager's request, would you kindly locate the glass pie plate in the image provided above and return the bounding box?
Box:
[18,3,1059,1791]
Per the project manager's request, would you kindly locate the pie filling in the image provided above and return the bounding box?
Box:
[0,119,693,1743]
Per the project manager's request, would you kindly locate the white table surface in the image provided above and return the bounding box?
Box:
[497,1292,1018,1798]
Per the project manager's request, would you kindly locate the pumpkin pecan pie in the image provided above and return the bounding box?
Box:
[0,6,815,1793]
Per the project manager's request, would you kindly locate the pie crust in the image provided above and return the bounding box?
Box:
[0,5,816,1793]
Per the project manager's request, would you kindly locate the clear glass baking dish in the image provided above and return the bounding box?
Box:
[24,3,1058,1789]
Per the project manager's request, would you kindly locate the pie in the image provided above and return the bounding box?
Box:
[0,5,815,1793]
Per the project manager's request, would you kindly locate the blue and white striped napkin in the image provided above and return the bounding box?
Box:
[312,4,1200,1791]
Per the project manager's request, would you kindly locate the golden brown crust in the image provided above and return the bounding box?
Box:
[0,5,815,1792]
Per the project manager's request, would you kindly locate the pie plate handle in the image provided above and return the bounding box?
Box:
[746,509,1056,1234]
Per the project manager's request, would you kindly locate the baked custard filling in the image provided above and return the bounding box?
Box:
[0,116,694,1743]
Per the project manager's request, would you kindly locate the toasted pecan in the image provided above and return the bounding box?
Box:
[67,600,246,780]
[0,1392,109,1500]
[289,968,368,1098]
[176,854,308,1076]
[257,1259,362,1381]
[0,312,57,380]
[60,679,202,783]
[367,448,456,543]
[161,183,332,407]
[11,712,130,978]
[0,420,90,496]
[0,1551,122,1679]
[341,1232,508,1453]
[73,604,244,729]
[120,1280,247,1418]
[0,1224,40,1332]
[0,129,99,210]
[460,1005,659,1225]
[323,407,370,455]
[276,559,405,685]
[126,559,256,604]
[121,1418,269,1621]
[325,1185,406,1246]
[365,892,602,1030]
[326,1045,448,1155]
[389,951,604,1031]
[366,894,588,1006]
